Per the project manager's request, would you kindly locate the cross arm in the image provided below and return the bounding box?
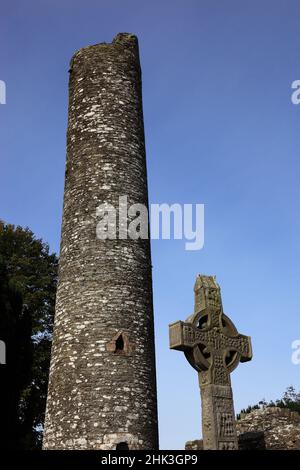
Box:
[233,334,252,362]
[169,321,209,351]
[169,321,186,351]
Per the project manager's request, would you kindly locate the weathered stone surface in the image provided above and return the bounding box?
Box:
[186,409,300,450]
[185,440,203,451]
[238,431,265,450]
[185,432,266,450]
[170,275,252,450]
[43,33,158,450]
[237,407,300,450]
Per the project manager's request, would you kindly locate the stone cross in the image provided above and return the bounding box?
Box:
[169,275,252,450]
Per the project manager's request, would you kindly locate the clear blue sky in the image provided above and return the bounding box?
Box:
[1,0,300,449]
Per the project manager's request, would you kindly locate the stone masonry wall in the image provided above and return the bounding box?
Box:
[186,407,300,450]
[43,33,159,450]
[236,407,300,450]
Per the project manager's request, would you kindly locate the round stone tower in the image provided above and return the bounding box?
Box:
[43,33,159,450]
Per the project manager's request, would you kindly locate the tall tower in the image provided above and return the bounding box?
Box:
[43,33,159,450]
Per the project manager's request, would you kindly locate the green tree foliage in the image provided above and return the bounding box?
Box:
[0,221,58,449]
[237,386,300,420]
[0,261,32,449]
[276,386,300,414]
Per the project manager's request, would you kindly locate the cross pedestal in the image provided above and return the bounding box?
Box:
[169,275,252,450]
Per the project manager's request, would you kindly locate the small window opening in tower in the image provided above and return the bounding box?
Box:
[115,334,124,352]
[116,441,129,450]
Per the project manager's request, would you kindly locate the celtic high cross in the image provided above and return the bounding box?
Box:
[169,275,252,450]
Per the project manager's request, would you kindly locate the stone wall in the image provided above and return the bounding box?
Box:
[185,440,203,451]
[236,407,300,450]
[43,33,158,450]
[185,407,300,450]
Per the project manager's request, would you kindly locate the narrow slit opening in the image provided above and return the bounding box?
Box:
[115,334,124,352]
